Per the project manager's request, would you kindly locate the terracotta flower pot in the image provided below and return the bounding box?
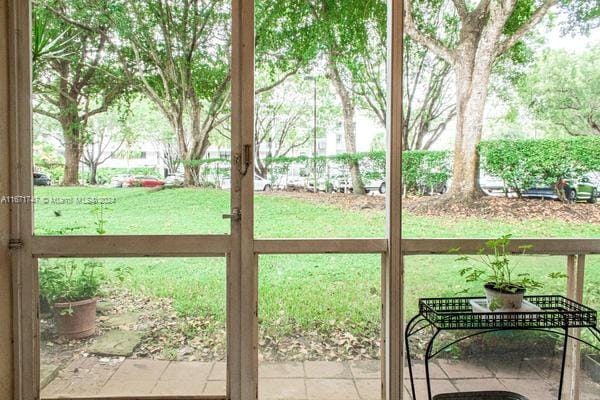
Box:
[53,298,97,339]
[484,283,525,311]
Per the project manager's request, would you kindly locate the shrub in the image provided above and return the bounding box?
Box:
[90,167,160,185]
[479,137,600,196]
[262,150,451,194]
[402,150,451,194]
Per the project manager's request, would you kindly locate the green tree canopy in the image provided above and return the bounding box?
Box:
[33,0,128,184]
[517,46,600,136]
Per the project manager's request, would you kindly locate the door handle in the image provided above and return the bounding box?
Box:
[222,208,241,221]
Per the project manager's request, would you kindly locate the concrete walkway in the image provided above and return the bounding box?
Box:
[41,358,600,399]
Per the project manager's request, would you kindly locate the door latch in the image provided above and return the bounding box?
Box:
[222,208,241,221]
[238,144,252,176]
[8,239,24,250]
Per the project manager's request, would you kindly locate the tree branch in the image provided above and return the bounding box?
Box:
[404,0,456,64]
[33,107,59,120]
[494,0,558,57]
[451,0,469,20]
[43,4,97,33]
[255,69,298,94]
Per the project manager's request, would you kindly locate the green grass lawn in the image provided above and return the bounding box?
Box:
[35,187,600,337]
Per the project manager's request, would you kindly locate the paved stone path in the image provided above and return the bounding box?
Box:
[41,358,600,399]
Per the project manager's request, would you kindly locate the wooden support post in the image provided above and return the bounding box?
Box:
[8,0,37,398]
[385,0,404,398]
[564,255,585,400]
[230,0,256,398]
[0,1,13,398]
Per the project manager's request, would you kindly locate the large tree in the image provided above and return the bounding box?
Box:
[298,0,386,193]
[113,0,231,185]
[349,1,456,150]
[517,46,600,136]
[114,0,311,185]
[404,0,598,201]
[82,111,138,184]
[33,0,127,185]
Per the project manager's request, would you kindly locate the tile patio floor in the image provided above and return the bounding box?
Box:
[41,358,600,399]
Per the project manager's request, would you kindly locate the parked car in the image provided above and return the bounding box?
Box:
[122,176,164,188]
[479,175,506,196]
[523,176,597,203]
[110,174,132,188]
[33,172,51,186]
[417,181,447,196]
[220,174,272,191]
[306,177,329,193]
[254,175,273,191]
[164,173,185,188]
[586,172,600,189]
[283,175,307,191]
[332,175,353,193]
[364,179,385,194]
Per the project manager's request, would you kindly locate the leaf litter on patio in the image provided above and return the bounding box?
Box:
[41,287,390,368]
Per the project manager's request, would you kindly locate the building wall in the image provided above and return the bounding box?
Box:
[0,0,14,397]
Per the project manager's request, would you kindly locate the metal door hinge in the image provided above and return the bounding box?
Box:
[8,239,24,250]
[222,208,241,221]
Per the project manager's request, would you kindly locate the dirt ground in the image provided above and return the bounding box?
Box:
[267,191,600,224]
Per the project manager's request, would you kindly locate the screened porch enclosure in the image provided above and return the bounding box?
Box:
[2,0,599,400]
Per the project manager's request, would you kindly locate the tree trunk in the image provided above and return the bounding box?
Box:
[183,162,200,186]
[328,58,366,194]
[62,122,82,186]
[446,43,495,201]
[88,163,98,185]
[63,144,80,185]
[169,115,196,186]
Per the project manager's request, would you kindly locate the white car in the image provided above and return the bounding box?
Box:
[306,177,329,192]
[365,179,386,194]
[282,175,307,191]
[164,173,185,188]
[221,174,272,191]
[331,175,353,193]
[479,174,506,195]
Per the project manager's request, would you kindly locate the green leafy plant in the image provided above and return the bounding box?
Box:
[113,264,133,284]
[92,203,109,235]
[454,234,540,293]
[452,235,566,310]
[39,260,106,306]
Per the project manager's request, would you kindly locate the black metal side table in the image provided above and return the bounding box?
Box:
[405,296,600,400]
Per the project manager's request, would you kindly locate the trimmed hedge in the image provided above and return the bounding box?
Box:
[187,150,451,193]
[86,137,598,194]
[262,150,451,193]
[479,137,600,195]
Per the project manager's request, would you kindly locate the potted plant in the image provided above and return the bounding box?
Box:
[39,260,105,339]
[453,235,563,311]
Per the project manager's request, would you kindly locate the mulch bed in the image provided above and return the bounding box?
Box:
[266,191,600,224]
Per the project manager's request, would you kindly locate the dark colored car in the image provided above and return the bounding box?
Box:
[523,177,597,203]
[122,176,164,188]
[33,172,51,186]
